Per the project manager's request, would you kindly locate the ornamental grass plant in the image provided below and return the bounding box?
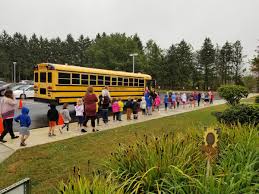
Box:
[59,125,258,193]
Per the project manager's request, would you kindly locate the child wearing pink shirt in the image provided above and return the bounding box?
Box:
[112,98,120,121]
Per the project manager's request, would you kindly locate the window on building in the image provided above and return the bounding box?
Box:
[90,75,97,85]
[40,72,46,83]
[105,76,110,86]
[81,74,88,85]
[58,72,71,84]
[112,77,117,86]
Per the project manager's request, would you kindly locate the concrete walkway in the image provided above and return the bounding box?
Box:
[1,93,258,163]
[0,99,228,163]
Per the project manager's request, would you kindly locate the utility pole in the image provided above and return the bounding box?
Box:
[129,53,138,73]
[13,62,17,83]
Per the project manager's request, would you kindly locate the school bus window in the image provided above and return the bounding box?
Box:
[129,78,133,86]
[34,72,38,82]
[58,72,71,84]
[48,72,52,83]
[139,79,144,87]
[105,76,110,86]
[72,73,80,85]
[134,79,139,87]
[40,72,46,83]
[112,77,117,86]
[118,77,123,86]
[98,75,104,85]
[81,74,88,85]
[90,75,96,85]
[124,78,128,86]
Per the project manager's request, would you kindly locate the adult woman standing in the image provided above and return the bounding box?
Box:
[0,90,19,143]
[84,86,98,132]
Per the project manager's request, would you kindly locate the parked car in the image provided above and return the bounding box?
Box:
[13,85,34,99]
[11,84,26,91]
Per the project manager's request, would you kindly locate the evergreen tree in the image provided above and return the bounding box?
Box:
[232,40,244,84]
[198,38,215,90]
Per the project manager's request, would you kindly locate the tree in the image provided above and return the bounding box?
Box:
[144,40,164,86]
[198,38,215,90]
[242,75,257,92]
[219,42,233,84]
[251,44,259,92]
[232,40,244,84]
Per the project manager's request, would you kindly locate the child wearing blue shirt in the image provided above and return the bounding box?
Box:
[164,94,169,111]
[15,107,31,146]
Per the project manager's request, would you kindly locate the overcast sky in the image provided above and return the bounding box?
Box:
[0,0,259,62]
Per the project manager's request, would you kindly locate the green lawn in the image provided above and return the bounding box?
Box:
[0,105,226,193]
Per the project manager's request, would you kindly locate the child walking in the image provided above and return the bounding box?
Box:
[164,94,168,111]
[60,103,71,131]
[132,98,139,119]
[14,107,31,146]
[47,103,59,137]
[75,99,85,132]
[118,98,124,121]
[155,94,161,112]
[125,97,132,120]
[140,96,146,115]
[112,98,120,121]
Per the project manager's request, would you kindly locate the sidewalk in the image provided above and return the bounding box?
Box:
[0,99,227,162]
[1,92,258,163]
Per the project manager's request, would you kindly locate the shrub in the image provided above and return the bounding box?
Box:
[58,174,123,194]
[218,85,249,106]
[255,96,259,104]
[215,104,259,125]
[57,126,259,193]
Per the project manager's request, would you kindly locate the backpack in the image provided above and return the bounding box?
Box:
[103,96,110,105]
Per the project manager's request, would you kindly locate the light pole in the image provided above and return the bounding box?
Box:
[129,53,138,73]
[13,62,17,83]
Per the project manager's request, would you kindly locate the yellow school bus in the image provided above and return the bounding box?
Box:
[34,63,154,104]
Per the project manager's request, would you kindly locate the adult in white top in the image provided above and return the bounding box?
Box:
[102,86,111,99]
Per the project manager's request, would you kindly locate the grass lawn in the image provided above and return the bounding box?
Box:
[0,104,227,193]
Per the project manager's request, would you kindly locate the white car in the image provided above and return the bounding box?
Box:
[13,85,34,99]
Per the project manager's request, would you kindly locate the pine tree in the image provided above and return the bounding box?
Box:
[198,38,215,90]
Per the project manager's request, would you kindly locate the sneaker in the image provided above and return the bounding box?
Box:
[81,129,87,133]
[20,142,26,147]
[11,136,19,139]
[48,133,52,137]
[0,139,7,143]
[52,134,56,136]
[92,129,95,132]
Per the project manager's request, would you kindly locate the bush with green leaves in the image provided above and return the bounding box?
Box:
[215,104,259,125]
[255,96,259,104]
[58,173,123,194]
[218,85,249,105]
[58,125,258,193]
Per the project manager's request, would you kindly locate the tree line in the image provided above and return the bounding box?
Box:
[0,31,247,90]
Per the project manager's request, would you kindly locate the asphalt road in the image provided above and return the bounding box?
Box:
[12,100,77,131]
